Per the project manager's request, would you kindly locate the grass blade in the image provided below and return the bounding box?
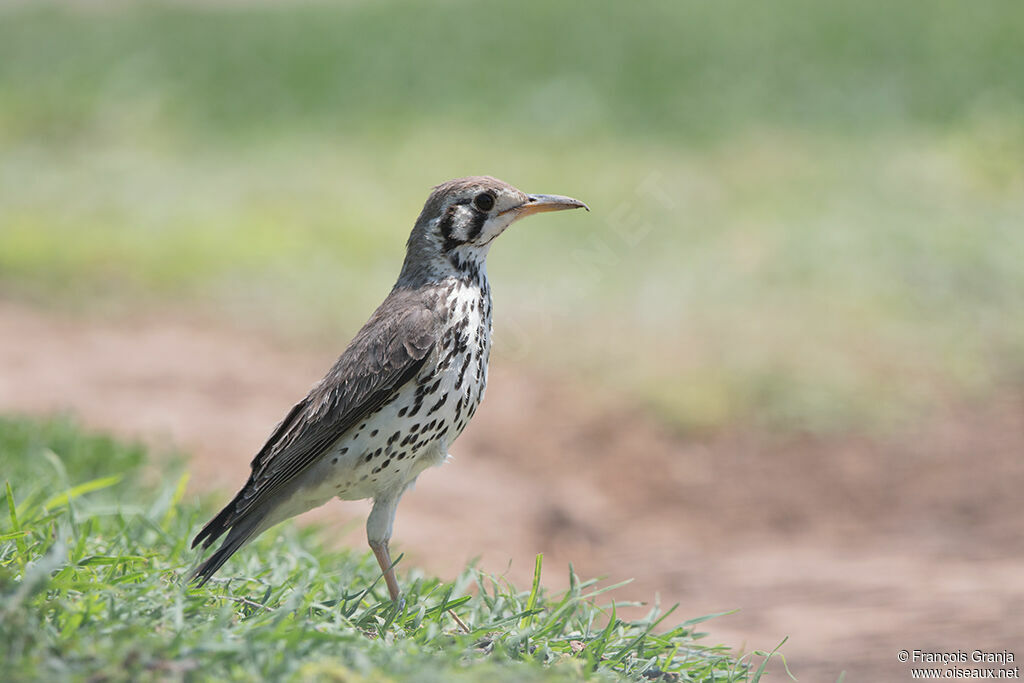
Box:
[520,553,543,629]
[44,474,123,511]
[5,481,28,559]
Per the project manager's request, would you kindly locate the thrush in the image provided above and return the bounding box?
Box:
[191,176,588,600]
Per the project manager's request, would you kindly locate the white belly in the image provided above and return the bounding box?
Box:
[289,279,491,509]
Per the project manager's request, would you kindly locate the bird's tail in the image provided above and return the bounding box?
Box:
[189,526,254,587]
[189,501,270,587]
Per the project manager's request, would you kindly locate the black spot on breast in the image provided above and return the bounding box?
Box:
[451,258,482,282]
[407,397,423,417]
[398,407,408,417]
[332,457,338,464]
[427,395,446,414]
[370,429,378,437]
[454,353,472,390]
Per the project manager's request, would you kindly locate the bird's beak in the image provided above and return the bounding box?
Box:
[505,193,590,218]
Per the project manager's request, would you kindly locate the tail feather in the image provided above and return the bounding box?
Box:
[189,513,266,587]
[191,494,242,550]
[190,490,275,587]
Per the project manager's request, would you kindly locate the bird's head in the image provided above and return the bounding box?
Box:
[399,176,588,283]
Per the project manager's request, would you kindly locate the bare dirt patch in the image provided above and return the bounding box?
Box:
[2,298,1021,680]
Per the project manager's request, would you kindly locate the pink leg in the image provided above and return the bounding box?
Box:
[370,539,401,602]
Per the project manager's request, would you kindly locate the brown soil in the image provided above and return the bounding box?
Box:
[2,298,1021,681]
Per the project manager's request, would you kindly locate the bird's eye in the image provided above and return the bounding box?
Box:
[473,192,495,212]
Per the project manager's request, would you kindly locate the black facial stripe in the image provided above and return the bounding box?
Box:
[466,210,487,241]
[439,205,461,252]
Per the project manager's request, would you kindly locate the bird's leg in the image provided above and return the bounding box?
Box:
[369,538,401,602]
[367,494,403,602]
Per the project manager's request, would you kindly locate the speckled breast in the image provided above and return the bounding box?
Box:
[297,277,493,506]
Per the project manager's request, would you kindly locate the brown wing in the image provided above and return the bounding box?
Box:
[191,291,439,562]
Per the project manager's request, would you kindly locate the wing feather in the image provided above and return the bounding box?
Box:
[192,292,440,553]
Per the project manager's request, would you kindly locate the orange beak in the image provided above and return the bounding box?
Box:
[504,193,590,218]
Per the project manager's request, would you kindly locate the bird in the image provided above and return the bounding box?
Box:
[190,176,588,600]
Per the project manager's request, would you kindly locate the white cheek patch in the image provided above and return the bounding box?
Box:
[439,204,472,249]
[441,200,516,252]
[477,214,517,247]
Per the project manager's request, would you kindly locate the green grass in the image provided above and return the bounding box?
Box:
[0,416,776,681]
[2,1,1022,144]
[2,0,1023,432]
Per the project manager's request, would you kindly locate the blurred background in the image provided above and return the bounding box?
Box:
[2,0,1022,679]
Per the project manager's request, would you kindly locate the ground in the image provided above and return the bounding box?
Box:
[3,298,1021,680]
